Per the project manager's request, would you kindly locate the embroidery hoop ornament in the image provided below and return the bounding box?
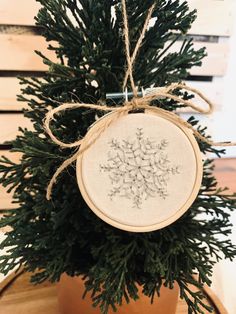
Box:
[76,110,203,232]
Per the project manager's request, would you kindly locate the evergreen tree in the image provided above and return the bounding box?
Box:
[0,1,236,313]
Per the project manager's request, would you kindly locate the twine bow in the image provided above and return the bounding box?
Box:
[44,0,236,200]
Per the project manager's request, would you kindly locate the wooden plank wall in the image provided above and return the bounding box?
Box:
[0,0,234,209]
[186,0,233,111]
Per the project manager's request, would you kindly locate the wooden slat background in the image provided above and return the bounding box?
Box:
[188,0,234,36]
[0,35,229,75]
[0,78,25,111]
[0,34,55,71]
[0,0,234,209]
[0,114,33,144]
[0,0,41,26]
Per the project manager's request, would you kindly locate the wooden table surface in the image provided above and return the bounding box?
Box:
[0,271,219,314]
[0,158,235,314]
[0,272,58,314]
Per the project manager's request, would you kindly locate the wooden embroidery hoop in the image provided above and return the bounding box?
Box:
[76,110,203,233]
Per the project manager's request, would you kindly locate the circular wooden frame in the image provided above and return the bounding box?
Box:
[76,111,203,233]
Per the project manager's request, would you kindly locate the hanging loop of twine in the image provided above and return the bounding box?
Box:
[44,0,236,200]
[122,0,156,95]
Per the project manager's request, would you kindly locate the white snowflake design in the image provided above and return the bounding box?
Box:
[100,128,180,209]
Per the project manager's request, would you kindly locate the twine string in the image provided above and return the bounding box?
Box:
[44,1,236,200]
[121,0,137,96]
[122,0,156,95]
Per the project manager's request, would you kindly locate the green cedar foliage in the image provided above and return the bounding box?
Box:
[0,0,236,313]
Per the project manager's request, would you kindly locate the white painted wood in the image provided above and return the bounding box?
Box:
[0,34,56,71]
[0,114,33,144]
[0,0,40,26]
[188,0,234,36]
[201,10,236,158]
[0,78,28,111]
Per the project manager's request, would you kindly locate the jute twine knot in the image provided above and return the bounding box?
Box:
[44,0,236,200]
[125,97,145,110]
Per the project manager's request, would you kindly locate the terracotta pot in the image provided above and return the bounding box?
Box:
[58,274,179,314]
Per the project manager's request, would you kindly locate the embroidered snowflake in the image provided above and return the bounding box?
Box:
[100,128,180,209]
